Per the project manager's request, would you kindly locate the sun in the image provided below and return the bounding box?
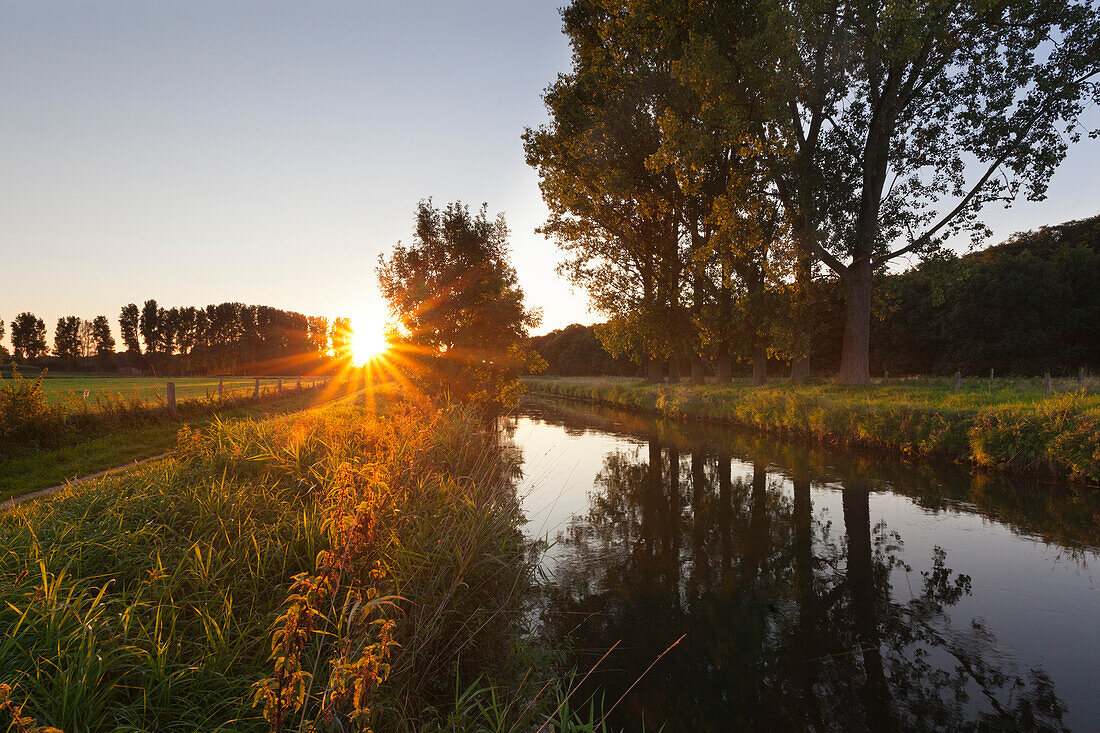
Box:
[351,321,390,366]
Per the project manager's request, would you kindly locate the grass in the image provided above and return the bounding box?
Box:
[524,376,1100,486]
[23,374,326,407]
[0,388,336,501]
[0,392,609,732]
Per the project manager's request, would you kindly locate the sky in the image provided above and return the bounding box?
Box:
[1,0,1098,347]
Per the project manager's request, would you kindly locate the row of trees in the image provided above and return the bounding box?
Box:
[1,301,353,376]
[532,220,1100,377]
[0,313,110,364]
[525,0,1100,384]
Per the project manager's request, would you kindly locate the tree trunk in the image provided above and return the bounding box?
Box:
[839,261,872,385]
[717,341,733,383]
[752,343,767,386]
[718,451,731,571]
[844,482,892,728]
[790,249,813,384]
[745,462,769,579]
[690,451,708,595]
[668,356,681,384]
[690,354,706,385]
[790,356,810,384]
[646,358,664,384]
[667,447,681,591]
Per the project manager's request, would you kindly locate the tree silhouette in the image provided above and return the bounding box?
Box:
[377,200,541,405]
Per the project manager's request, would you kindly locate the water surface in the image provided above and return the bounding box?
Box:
[509,398,1100,732]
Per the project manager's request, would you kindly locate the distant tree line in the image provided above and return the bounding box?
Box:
[864,218,1100,376]
[536,218,1100,377]
[529,324,639,377]
[0,299,352,376]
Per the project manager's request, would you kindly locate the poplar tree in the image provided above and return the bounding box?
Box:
[119,304,141,355]
[54,316,82,363]
[11,312,47,361]
[92,315,115,359]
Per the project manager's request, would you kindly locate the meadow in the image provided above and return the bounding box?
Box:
[0,373,358,501]
[24,373,324,407]
[524,376,1100,485]
[0,394,604,731]
[0,389,334,501]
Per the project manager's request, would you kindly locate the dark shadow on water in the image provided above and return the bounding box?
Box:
[514,397,1099,732]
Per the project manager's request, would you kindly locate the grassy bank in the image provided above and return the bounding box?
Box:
[524,377,1100,486]
[0,396,603,731]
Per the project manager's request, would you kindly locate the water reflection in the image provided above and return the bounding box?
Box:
[515,399,1100,732]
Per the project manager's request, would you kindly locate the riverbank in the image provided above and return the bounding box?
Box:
[524,377,1100,486]
[0,396,598,731]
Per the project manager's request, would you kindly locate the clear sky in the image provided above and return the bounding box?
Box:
[1,0,1098,347]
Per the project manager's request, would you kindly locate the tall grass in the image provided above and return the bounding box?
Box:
[0,394,605,731]
[525,377,1100,485]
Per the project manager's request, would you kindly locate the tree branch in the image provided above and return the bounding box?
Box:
[873,67,1100,268]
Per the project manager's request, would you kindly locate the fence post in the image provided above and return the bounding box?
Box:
[883,370,889,382]
[297,375,302,391]
[167,382,177,415]
[1045,372,1053,394]
[277,378,283,394]
[954,371,961,391]
[254,378,260,398]
[218,377,224,399]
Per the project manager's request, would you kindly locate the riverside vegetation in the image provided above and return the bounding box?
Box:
[0,390,609,731]
[525,377,1100,486]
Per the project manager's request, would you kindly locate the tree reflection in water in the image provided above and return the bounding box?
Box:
[537,432,1068,731]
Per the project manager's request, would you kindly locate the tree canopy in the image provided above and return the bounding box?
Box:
[528,0,1100,384]
[377,200,542,404]
[10,313,47,361]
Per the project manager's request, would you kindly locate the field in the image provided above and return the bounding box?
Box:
[0,375,368,501]
[0,395,597,731]
[524,376,1100,485]
[14,373,328,407]
[0,388,339,501]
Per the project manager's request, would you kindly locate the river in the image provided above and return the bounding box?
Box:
[508,397,1100,732]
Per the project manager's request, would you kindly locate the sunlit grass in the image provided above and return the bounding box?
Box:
[0,393,608,731]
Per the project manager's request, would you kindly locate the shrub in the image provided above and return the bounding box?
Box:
[0,368,66,446]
